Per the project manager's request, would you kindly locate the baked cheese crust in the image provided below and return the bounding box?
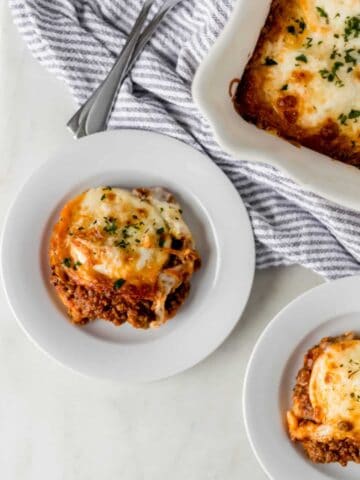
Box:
[233,0,360,166]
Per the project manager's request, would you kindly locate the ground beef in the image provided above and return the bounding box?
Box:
[302,438,360,466]
[50,265,190,329]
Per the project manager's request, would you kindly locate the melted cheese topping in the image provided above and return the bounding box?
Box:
[288,338,360,443]
[50,187,194,288]
[259,0,360,141]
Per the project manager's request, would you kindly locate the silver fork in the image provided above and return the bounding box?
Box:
[67,0,154,138]
[67,0,182,138]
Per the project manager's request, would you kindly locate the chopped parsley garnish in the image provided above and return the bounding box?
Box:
[319,61,344,87]
[113,278,125,290]
[295,54,307,63]
[156,227,165,235]
[344,48,357,67]
[78,226,84,231]
[101,194,106,201]
[116,239,129,248]
[102,186,112,191]
[340,109,360,125]
[338,113,348,125]
[264,56,278,66]
[316,6,329,24]
[159,238,165,247]
[330,46,340,60]
[280,84,288,91]
[287,25,296,35]
[287,18,306,35]
[122,227,130,239]
[304,37,313,48]
[73,261,82,270]
[349,109,360,119]
[295,17,306,33]
[63,257,72,268]
[344,15,360,42]
[103,217,117,234]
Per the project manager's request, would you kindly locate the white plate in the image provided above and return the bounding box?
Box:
[243,275,360,480]
[1,130,255,382]
[192,0,360,211]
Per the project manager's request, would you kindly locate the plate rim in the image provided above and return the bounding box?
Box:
[242,275,360,480]
[1,129,255,382]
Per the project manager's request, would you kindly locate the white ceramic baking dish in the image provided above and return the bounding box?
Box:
[192,0,360,211]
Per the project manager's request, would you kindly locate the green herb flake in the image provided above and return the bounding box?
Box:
[103,186,112,191]
[330,46,340,60]
[264,56,278,66]
[295,17,306,33]
[295,54,307,63]
[101,194,106,201]
[316,6,329,24]
[304,37,313,48]
[103,217,118,234]
[159,238,165,248]
[280,84,289,91]
[349,109,360,120]
[319,61,344,86]
[338,113,348,125]
[63,257,72,268]
[287,25,296,35]
[344,48,357,66]
[113,278,126,290]
[344,15,360,43]
[116,239,129,248]
[156,227,165,235]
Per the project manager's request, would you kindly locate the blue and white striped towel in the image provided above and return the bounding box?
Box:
[9,0,360,279]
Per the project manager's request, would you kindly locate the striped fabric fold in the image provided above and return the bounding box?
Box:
[8,0,360,279]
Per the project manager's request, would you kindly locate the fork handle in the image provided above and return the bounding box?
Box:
[67,0,154,137]
[85,0,181,135]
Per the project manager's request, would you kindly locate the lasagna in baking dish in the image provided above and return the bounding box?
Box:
[49,187,200,329]
[287,332,360,465]
[233,0,360,166]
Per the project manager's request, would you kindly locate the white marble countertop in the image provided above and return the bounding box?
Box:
[0,3,324,479]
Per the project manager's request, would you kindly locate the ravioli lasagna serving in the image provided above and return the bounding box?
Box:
[287,332,360,465]
[233,0,360,165]
[49,187,200,329]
